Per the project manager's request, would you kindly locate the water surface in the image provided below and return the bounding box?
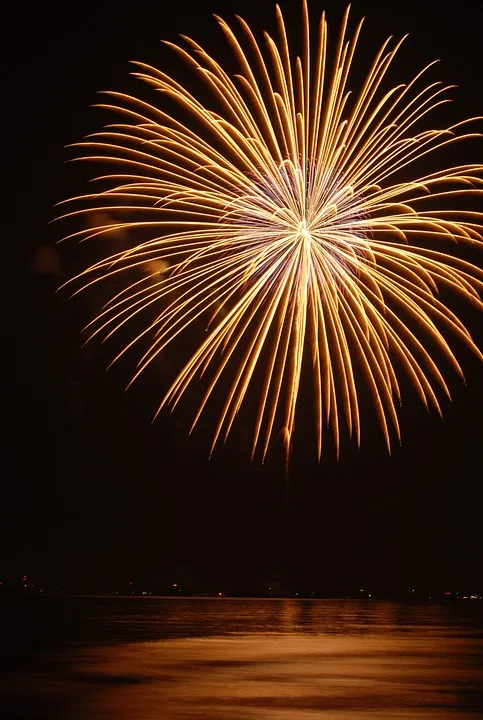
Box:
[1,596,482,718]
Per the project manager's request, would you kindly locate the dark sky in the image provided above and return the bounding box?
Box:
[7,0,483,595]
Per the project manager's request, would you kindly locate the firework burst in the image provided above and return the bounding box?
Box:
[58,2,483,463]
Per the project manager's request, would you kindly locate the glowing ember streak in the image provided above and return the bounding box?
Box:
[58,3,483,463]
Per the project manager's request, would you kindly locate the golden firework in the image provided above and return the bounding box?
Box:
[58,3,483,462]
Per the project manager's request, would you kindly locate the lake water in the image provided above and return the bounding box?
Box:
[1,596,482,718]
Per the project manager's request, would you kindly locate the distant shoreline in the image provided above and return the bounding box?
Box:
[2,591,481,602]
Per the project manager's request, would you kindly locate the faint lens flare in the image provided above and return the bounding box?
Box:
[57,2,483,463]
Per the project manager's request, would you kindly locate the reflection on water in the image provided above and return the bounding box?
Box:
[1,598,482,718]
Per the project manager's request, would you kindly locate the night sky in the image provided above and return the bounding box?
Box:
[8,0,483,596]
